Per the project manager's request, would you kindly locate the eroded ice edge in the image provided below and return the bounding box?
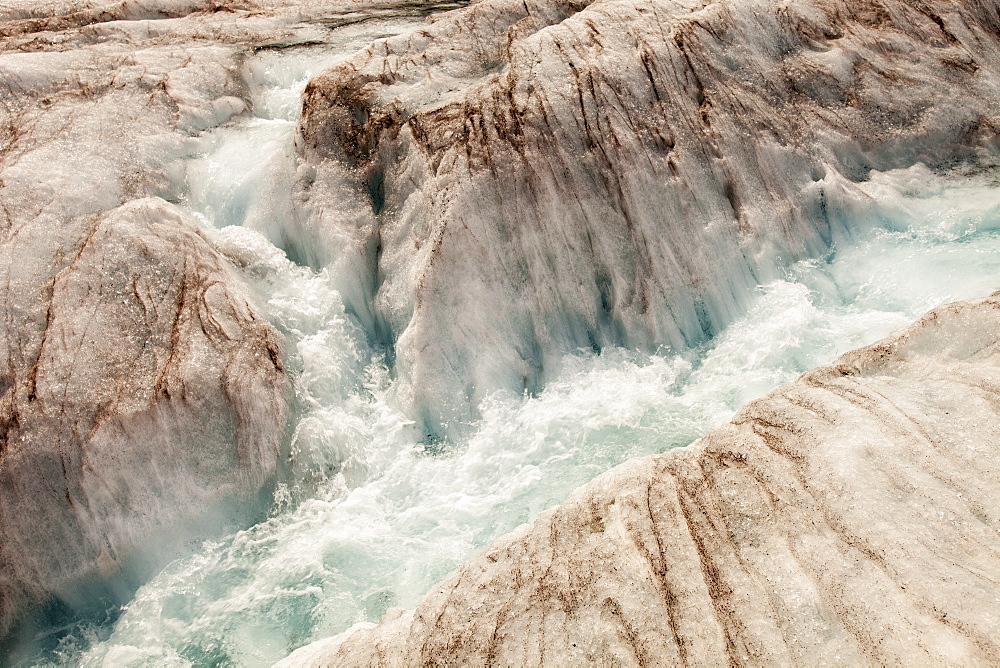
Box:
[25,38,1000,668]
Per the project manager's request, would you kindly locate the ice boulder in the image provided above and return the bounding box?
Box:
[0,198,290,642]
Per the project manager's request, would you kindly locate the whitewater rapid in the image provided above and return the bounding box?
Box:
[20,33,1000,668]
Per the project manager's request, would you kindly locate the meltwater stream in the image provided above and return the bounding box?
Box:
[28,29,1000,667]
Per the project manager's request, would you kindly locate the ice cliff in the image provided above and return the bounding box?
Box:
[0,198,288,640]
[281,290,1000,666]
[297,0,1000,436]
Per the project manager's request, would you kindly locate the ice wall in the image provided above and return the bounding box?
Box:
[298,0,1000,437]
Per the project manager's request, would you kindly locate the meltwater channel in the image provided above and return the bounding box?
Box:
[28,25,1000,668]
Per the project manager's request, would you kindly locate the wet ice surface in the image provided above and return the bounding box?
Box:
[23,36,1000,668]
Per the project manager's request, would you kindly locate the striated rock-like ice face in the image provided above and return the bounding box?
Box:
[282,290,1000,667]
[0,198,289,641]
[298,0,1000,437]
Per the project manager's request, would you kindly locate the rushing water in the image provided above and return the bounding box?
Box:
[20,24,1000,668]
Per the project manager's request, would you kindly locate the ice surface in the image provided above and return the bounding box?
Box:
[2,0,1000,663]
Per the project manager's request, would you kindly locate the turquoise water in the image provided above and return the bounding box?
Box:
[57,163,1000,666]
[25,30,1000,668]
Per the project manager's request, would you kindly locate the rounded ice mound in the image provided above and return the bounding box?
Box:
[0,198,290,645]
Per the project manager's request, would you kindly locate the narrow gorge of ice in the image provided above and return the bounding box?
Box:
[19,41,1000,667]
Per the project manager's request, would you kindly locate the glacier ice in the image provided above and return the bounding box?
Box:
[1,0,1000,663]
[0,196,290,652]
